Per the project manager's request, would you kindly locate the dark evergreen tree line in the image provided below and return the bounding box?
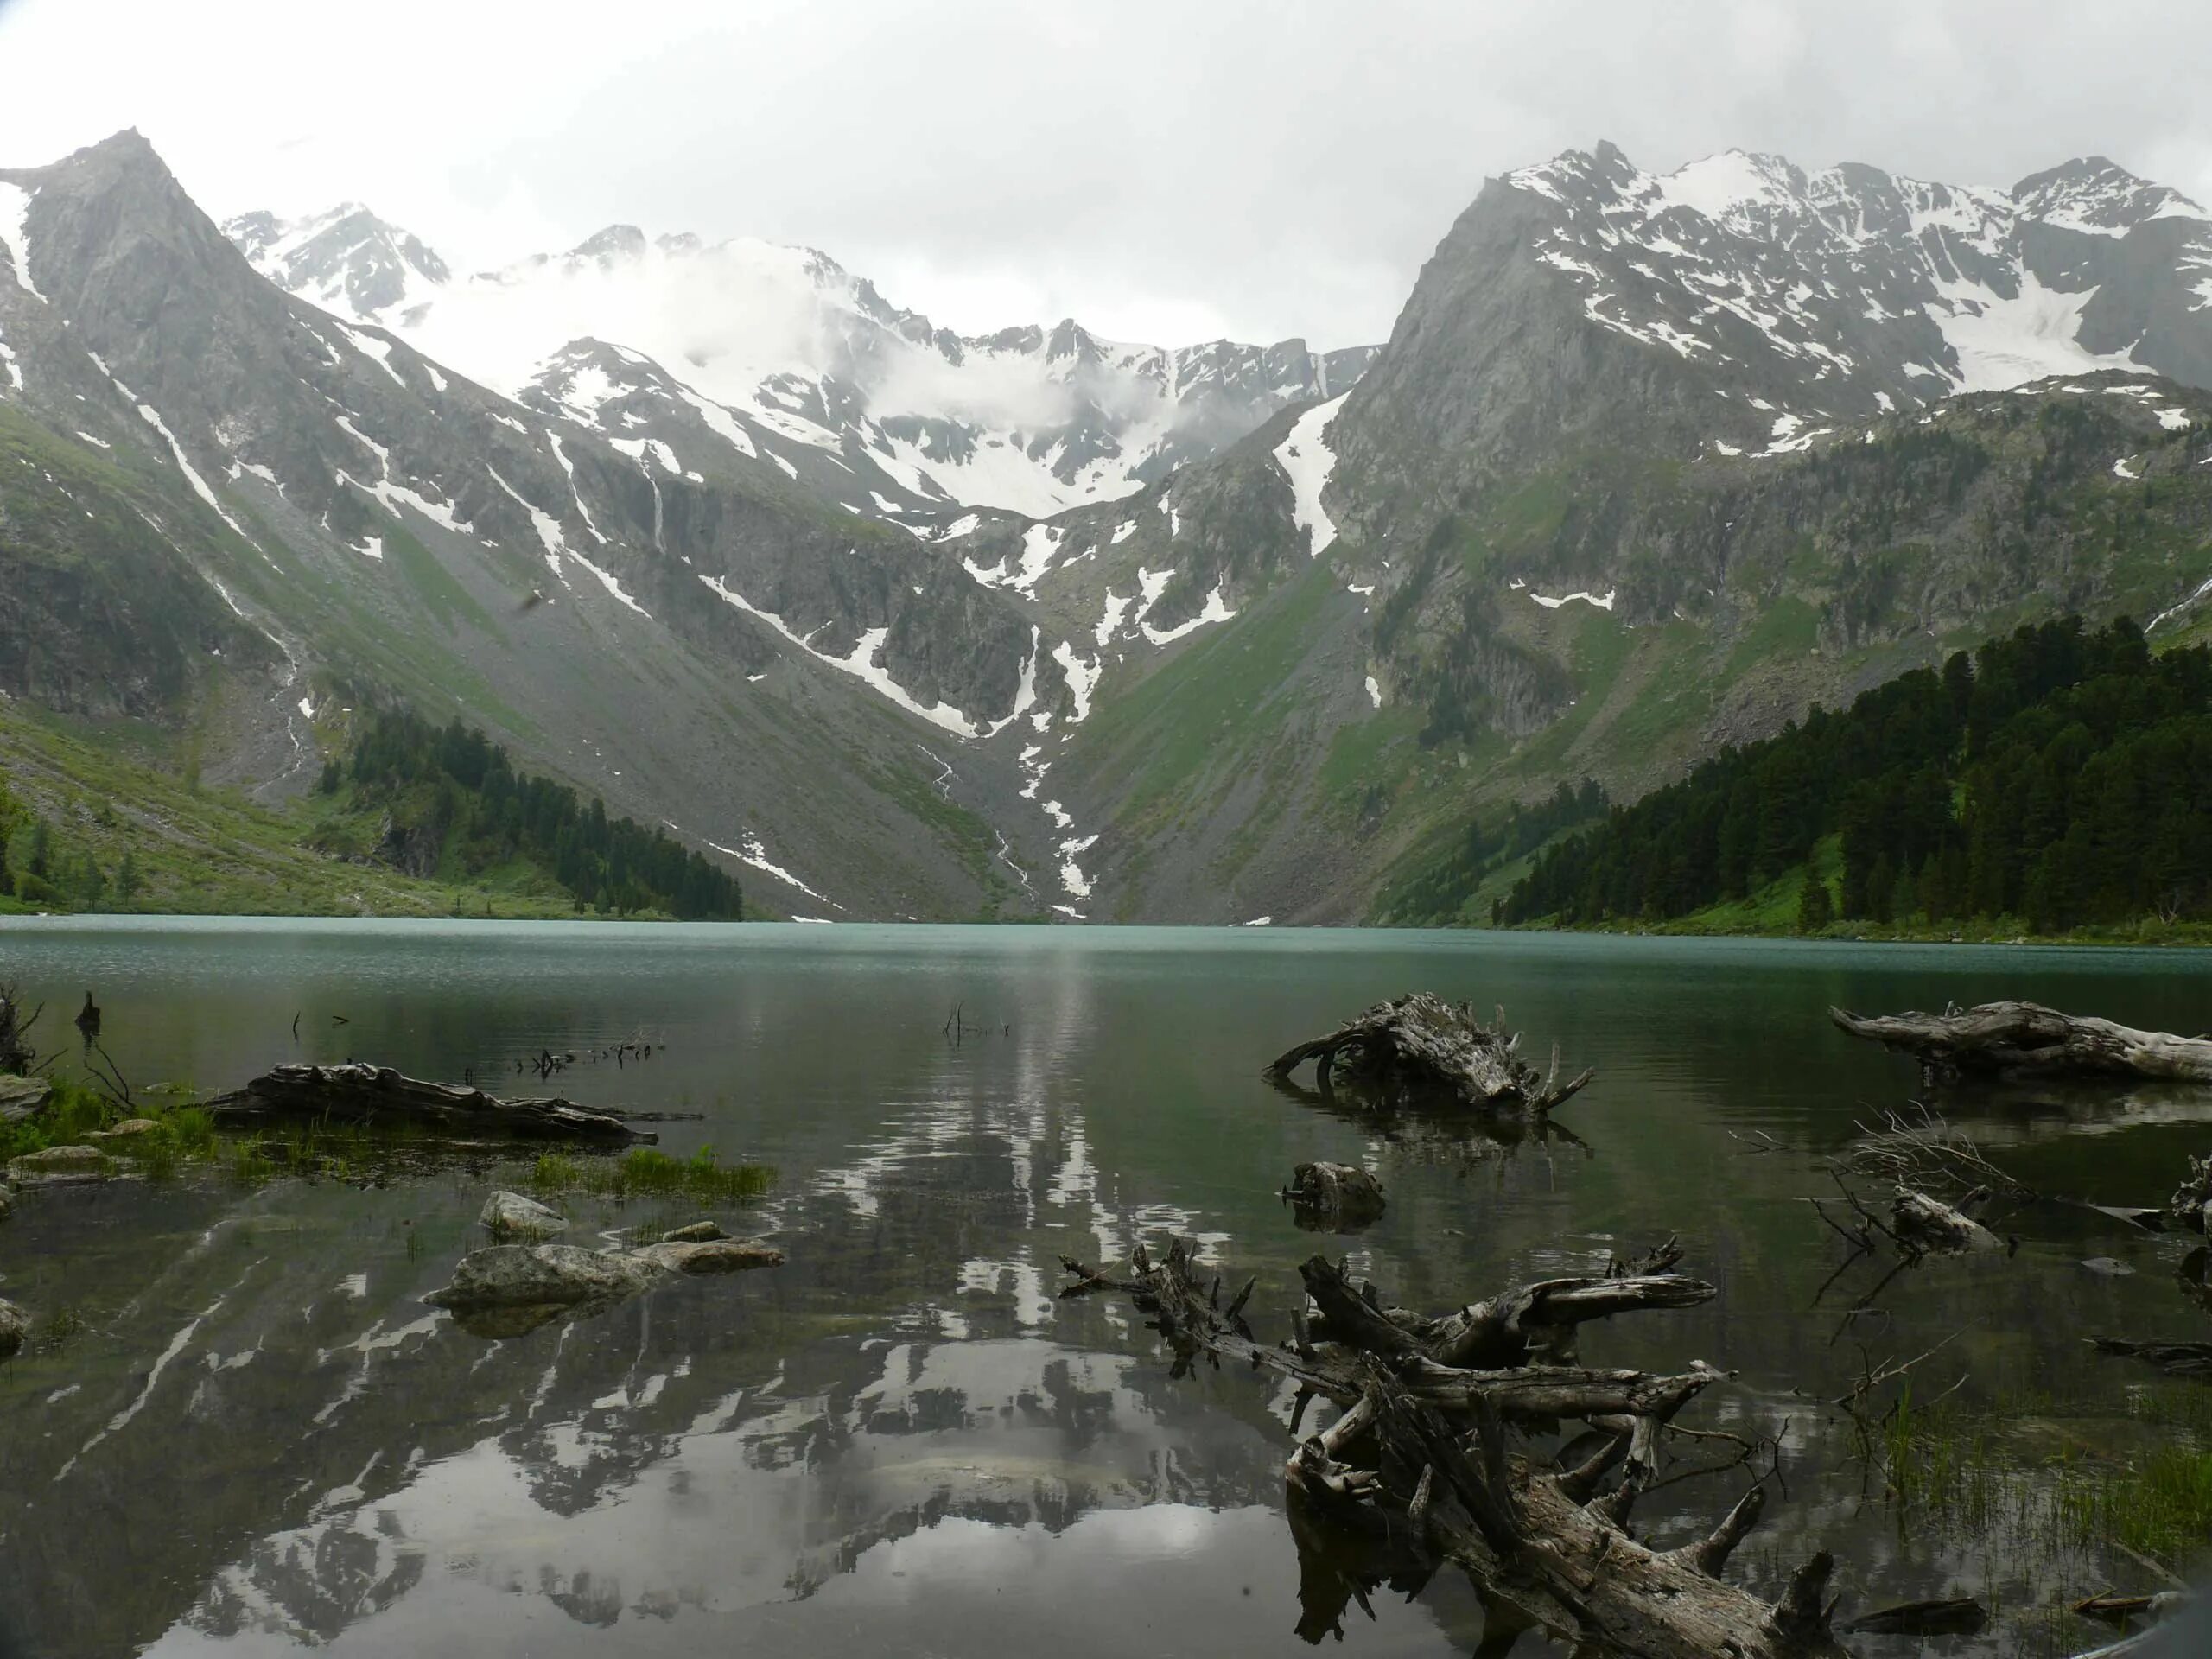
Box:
[1381,778,1608,925]
[326,711,743,920]
[1502,615,2212,934]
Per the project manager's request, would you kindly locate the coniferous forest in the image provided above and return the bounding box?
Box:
[328,711,745,920]
[1498,616,2212,935]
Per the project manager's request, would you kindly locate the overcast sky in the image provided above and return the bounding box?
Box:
[2,0,2208,347]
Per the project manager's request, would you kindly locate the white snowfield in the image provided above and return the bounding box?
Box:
[0,181,48,302]
[1273,392,1351,556]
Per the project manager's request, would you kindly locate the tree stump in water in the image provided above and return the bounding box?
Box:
[1831,1001,2212,1087]
[1891,1189,2005,1255]
[206,1063,652,1143]
[1281,1162,1388,1231]
[1060,1238,1850,1658]
[1265,994,1593,1113]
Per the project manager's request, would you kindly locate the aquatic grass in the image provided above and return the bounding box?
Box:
[2050,1445,2212,1567]
[1877,1376,2212,1595]
[526,1145,774,1206]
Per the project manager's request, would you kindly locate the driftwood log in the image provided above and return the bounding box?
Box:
[205,1064,652,1143]
[1831,1001,2212,1087]
[1281,1162,1387,1231]
[1266,994,1593,1113]
[1062,1238,1848,1658]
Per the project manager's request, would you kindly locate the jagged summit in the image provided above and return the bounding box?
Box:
[1484,138,2212,435]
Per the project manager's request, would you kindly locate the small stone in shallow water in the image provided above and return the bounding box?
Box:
[2080,1256,2135,1276]
[662,1220,728,1243]
[479,1190,569,1240]
[6,1145,112,1185]
[88,1119,162,1141]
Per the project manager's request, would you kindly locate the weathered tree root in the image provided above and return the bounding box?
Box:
[2168,1151,2212,1234]
[1831,1001,2212,1087]
[206,1063,652,1143]
[1265,993,1593,1113]
[1061,1238,1849,1658]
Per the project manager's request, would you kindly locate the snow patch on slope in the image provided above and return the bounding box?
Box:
[1273,392,1350,556]
[0,182,47,302]
[698,575,983,737]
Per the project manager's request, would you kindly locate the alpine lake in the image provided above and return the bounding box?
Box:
[3,918,2210,1658]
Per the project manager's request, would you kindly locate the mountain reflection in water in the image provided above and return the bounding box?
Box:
[3,920,2212,1657]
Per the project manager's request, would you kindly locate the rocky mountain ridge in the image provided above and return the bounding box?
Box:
[5,131,2211,928]
[223,201,1379,521]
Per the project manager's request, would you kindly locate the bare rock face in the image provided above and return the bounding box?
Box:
[0,1298,24,1356]
[478,1190,569,1241]
[0,1077,51,1124]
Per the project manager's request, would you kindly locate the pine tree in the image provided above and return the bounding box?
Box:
[1796,872,1834,935]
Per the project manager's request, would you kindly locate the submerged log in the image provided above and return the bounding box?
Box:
[1265,994,1593,1113]
[2090,1338,2212,1382]
[1831,1001,2212,1087]
[1841,1597,1988,1637]
[206,1063,652,1143]
[1062,1238,1847,1658]
[1281,1162,1388,1231]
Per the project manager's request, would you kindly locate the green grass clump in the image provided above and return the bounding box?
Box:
[527,1145,774,1206]
[2053,1446,2212,1566]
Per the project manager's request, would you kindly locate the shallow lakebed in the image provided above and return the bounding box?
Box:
[3,919,2210,1656]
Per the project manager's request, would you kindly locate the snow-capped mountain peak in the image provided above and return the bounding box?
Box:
[1497,141,2212,434]
[225,203,449,326]
[225,207,1378,518]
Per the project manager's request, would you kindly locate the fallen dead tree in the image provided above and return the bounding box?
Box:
[1265,994,1593,1113]
[205,1063,652,1143]
[1061,1238,1851,1658]
[1831,1001,2212,1087]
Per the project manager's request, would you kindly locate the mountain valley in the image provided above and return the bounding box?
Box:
[3,132,2210,925]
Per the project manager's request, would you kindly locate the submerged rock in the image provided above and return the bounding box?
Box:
[661,1220,728,1243]
[425,1235,781,1336]
[6,1145,113,1185]
[635,1239,782,1274]
[426,1243,657,1312]
[0,1297,23,1357]
[479,1190,569,1241]
[89,1119,162,1141]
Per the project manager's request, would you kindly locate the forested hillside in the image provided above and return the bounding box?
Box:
[0,705,742,920]
[322,712,744,919]
[1498,616,2212,936]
